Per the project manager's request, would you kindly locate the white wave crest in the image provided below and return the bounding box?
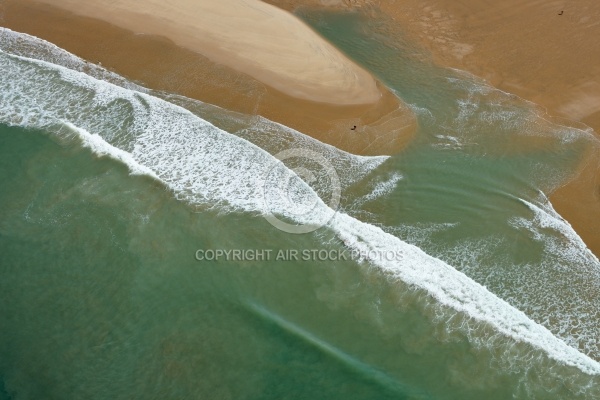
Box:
[1,45,600,380]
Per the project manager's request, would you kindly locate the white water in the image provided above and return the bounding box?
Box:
[0,27,388,195]
[59,121,159,179]
[2,45,600,384]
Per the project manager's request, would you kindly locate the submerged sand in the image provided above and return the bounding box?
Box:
[269,0,600,132]
[3,0,597,254]
[266,0,600,259]
[370,0,600,259]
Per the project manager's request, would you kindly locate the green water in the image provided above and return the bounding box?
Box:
[0,127,409,399]
[300,9,600,356]
[2,125,597,399]
[1,8,600,400]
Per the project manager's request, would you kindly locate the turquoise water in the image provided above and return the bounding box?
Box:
[1,9,600,399]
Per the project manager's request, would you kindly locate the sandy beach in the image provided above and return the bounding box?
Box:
[382,0,600,132]
[266,0,600,258]
[1,0,417,156]
[33,0,382,106]
[367,0,600,259]
[3,2,600,395]
[2,0,598,255]
[268,0,600,133]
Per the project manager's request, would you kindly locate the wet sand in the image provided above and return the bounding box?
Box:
[0,0,417,156]
[3,0,599,256]
[372,0,600,259]
[30,0,381,106]
[269,0,600,132]
[551,146,600,256]
[266,0,600,257]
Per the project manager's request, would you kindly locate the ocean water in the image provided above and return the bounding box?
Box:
[0,8,599,400]
[298,10,600,357]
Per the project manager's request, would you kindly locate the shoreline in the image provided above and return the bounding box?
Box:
[382,0,600,259]
[33,0,382,106]
[265,0,600,258]
[0,0,417,156]
[2,0,598,256]
[268,0,600,134]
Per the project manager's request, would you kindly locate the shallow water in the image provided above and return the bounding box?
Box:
[299,9,600,358]
[0,9,599,400]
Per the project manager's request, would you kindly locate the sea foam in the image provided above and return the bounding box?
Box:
[1,39,600,391]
